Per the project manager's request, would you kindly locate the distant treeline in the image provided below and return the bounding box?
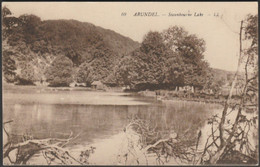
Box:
[2,6,235,92]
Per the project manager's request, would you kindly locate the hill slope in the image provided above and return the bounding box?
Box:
[3,13,237,88]
[3,14,140,84]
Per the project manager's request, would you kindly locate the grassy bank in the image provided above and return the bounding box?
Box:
[138,89,240,105]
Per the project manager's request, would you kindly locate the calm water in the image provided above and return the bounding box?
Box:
[3,86,226,165]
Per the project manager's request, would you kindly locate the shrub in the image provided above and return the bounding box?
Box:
[45,55,73,87]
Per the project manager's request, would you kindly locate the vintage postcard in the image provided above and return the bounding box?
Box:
[2,1,258,166]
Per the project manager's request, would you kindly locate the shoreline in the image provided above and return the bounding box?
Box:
[3,84,239,106]
[137,90,240,106]
[159,96,226,105]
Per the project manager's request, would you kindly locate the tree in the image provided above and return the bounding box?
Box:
[162,26,209,89]
[2,8,139,86]
[2,50,17,83]
[140,31,170,85]
[116,31,173,90]
[2,6,11,18]
[163,54,185,88]
[116,28,210,91]
[76,62,94,86]
[45,55,73,87]
[115,55,143,88]
[199,14,258,164]
[204,69,226,94]
[16,61,36,85]
[17,14,41,44]
[2,6,20,40]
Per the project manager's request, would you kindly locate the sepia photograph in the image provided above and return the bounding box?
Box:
[2,1,258,165]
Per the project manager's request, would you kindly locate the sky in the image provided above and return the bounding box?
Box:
[2,2,258,71]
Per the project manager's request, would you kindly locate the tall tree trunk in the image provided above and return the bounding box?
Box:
[210,20,244,164]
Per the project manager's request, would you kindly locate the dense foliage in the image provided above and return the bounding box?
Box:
[2,7,139,86]
[116,27,213,91]
[2,6,236,90]
[2,49,16,83]
[76,62,94,87]
[45,55,74,86]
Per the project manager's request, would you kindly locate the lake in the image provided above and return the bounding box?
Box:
[3,85,249,165]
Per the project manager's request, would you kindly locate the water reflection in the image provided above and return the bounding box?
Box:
[4,99,222,146]
[4,91,228,165]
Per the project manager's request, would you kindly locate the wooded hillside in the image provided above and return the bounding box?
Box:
[2,6,235,91]
[2,7,139,86]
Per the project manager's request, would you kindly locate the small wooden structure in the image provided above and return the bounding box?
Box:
[91,81,104,90]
